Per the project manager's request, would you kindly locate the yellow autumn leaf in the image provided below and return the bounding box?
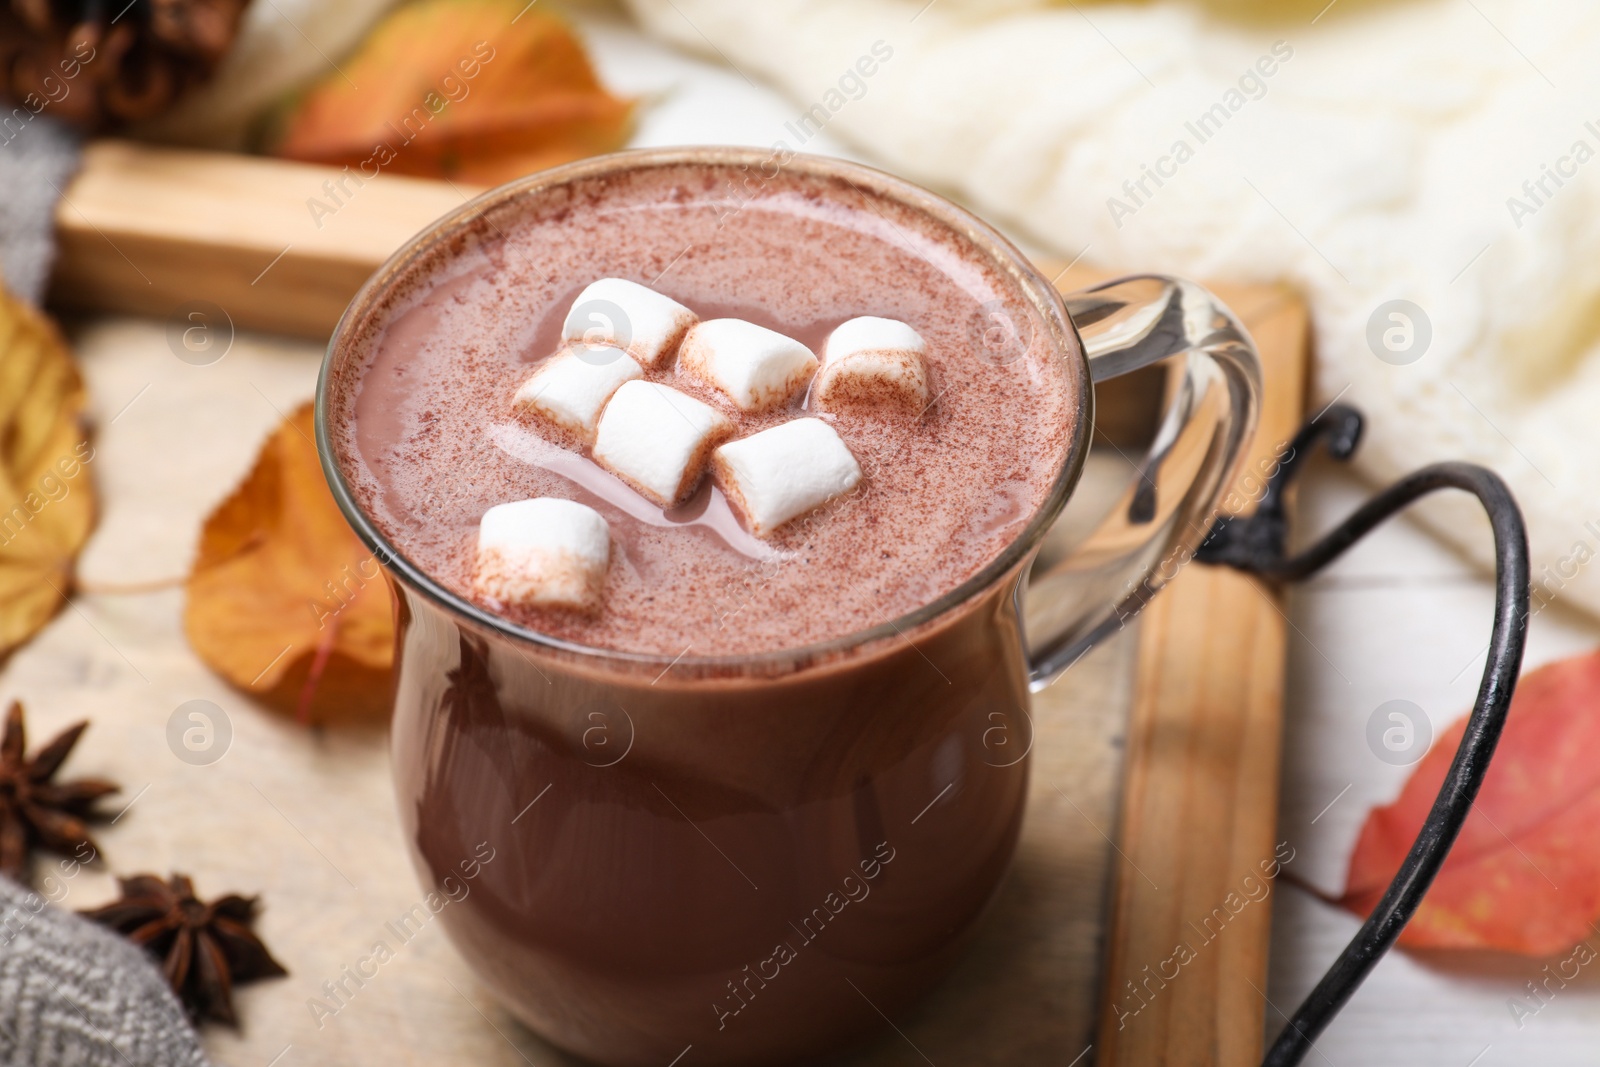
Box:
[271,0,633,186]
[0,282,95,662]
[183,402,394,724]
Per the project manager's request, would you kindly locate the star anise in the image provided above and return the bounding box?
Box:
[82,872,288,1026]
[0,700,118,880]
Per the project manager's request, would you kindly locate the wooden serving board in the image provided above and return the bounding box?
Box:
[34,141,1306,1066]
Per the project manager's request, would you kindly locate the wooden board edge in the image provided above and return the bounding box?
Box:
[1060,272,1309,1066]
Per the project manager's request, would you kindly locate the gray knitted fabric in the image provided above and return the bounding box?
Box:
[0,876,211,1067]
[0,115,81,303]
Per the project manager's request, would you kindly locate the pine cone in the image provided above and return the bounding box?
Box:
[0,0,250,129]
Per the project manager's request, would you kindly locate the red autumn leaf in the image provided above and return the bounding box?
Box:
[1340,647,1600,954]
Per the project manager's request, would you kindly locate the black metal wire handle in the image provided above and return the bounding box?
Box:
[1194,403,1531,1066]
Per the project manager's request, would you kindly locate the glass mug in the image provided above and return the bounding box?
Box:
[316,148,1260,1066]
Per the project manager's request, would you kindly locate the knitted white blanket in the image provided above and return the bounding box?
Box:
[622,0,1600,620]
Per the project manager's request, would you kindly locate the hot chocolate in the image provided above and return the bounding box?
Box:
[317,150,1259,1067]
[328,158,1076,656]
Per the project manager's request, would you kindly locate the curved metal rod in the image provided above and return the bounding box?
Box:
[1201,408,1530,1065]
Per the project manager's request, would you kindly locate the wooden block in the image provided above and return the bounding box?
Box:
[1083,275,1308,1067]
[50,140,482,338]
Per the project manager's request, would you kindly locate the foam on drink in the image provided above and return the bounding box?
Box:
[328,161,1076,656]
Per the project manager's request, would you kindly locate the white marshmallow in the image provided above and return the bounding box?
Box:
[678,319,818,412]
[813,316,931,412]
[712,418,862,537]
[474,498,611,613]
[514,348,643,446]
[593,381,733,507]
[563,278,696,368]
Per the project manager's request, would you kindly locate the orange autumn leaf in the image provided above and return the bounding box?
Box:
[0,281,95,662]
[1340,647,1600,954]
[184,402,393,723]
[271,0,633,186]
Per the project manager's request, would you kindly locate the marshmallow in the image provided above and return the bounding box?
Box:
[813,317,930,412]
[563,278,696,368]
[678,319,818,412]
[514,348,643,446]
[474,498,611,612]
[712,418,862,537]
[593,381,734,507]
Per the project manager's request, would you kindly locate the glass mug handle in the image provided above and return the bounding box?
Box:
[1024,274,1263,688]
